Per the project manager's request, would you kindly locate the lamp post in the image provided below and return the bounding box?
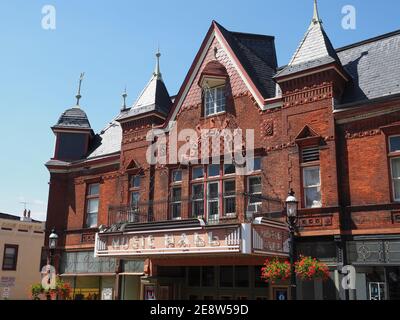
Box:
[49,229,58,266]
[286,189,298,300]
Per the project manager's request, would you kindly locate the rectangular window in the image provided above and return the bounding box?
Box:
[247,177,262,213]
[192,167,205,180]
[131,191,140,206]
[171,170,182,183]
[2,244,18,271]
[219,266,234,287]
[208,164,220,177]
[253,157,262,171]
[389,136,400,153]
[192,184,204,218]
[391,158,400,201]
[170,187,182,220]
[235,266,249,288]
[130,175,141,189]
[223,180,236,216]
[202,266,215,287]
[303,166,322,208]
[205,86,226,117]
[208,182,220,222]
[86,183,100,228]
[224,164,236,175]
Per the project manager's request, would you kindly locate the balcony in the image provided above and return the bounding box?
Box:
[107,193,284,227]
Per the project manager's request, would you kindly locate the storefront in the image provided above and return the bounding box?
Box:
[347,236,400,300]
[59,251,144,300]
[95,218,291,300]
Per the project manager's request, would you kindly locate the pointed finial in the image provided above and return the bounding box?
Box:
[75,72,85,107]
[121,86,128,111]
[312,0,322,24]
[154,48,162,80]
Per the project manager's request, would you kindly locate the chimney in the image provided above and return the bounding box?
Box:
[21,209,32,222]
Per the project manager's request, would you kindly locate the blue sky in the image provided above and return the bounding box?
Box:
[0,0,399,221]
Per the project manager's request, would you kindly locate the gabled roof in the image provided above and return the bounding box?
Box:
[276,0,342,78]
[215,22,278,99]
[120,53,173,120]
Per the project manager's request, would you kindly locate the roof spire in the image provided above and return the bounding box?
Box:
[154,48,162,80]
[75,72,85,107]
[121,86,128,111]
[312,0,322,24]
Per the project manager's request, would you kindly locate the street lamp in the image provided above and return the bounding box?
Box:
[285,189,298,300]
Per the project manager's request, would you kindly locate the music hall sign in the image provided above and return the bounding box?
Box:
[95,221,289,258]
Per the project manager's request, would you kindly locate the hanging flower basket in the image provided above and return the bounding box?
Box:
[261,258,291,283]
[295,256,330,281]
[30,278,72,300]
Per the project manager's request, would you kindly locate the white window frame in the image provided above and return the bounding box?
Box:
[223,180,236,217]
[192,183,205,218]
[85,183,100,228]
[303,166,322,208]
[204,86,226,117]
[247,176,262,214]
[207,181,220,221]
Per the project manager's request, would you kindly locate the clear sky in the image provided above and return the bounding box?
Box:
[0,0,399,221]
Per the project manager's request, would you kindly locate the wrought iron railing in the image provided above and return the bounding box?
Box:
[107,193,284,226]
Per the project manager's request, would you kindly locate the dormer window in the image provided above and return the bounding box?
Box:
[205,86,226,117]
[199,60,229,118]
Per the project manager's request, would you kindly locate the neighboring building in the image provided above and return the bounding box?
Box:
[0,212,45,300]
[45,1,400,300]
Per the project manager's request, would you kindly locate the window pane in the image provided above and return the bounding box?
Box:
[193,201,204,217]
[5,247,16,255]
[202,266,215,287]
[209,202,219,216]
[172,188,182,201]
[392,158,400,179]
[188,267,201,287]
[390,137,400,153]
[192,184,204,200]
[208,183,219,198]
[305,187,322,208]
[192,167,204,180]
[131,176,141,188]
[88,184,99,196]
[208,164,220,177]
[224,164,236,175]
[171,203,181,219]
[86,211,98,228]
[303,167,320,187]
[224,197,236,215]
[172,170,182,182]
[249,177,262,194]
[394,180,400,200]
[87,198,99,213]
[253,158,262,171]
[235,266,249,287]
[220,266,234,287]
[131,192,140,205]
[224,180,235,194]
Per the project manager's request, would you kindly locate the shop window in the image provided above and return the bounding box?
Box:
[303,166,322,208]
[202,266,215,287]
[86,183,99,228]
[254,266,269,288]
[2,244,18,271]
[204,86,226,117]
[220,266,234,287]
[188,267,201,287]
[235,266,249,287]
[389,136,400,201]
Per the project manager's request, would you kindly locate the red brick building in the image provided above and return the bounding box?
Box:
[45,2,400,300]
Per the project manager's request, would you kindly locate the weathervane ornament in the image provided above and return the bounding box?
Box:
[75,72,85,107]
